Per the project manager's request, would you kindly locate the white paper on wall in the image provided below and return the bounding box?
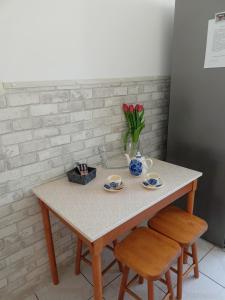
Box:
[204,19,225,68]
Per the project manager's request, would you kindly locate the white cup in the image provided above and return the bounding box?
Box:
[107,175,122,188]
[144,172,161,186]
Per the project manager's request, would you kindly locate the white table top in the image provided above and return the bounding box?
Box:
[33,159,202,242]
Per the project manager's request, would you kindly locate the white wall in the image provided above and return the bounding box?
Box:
[0,0,175,82]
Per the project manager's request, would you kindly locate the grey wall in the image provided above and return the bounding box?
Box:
[167,0,225,247]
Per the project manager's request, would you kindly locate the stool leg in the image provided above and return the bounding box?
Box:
[192,243,199,278]
[148,280,154,300]
[118,266,129,300]
[177,249,183,300]
[183,247,188,264]
[75,238,82,275]
[138,276,144,284]
[165,271,174,300]
[113,240,123,272]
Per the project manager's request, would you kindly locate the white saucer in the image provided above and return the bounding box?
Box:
[141,178,164,190]
[103,182,125,192]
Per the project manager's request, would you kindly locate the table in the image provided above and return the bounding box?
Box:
[33,159,202,300]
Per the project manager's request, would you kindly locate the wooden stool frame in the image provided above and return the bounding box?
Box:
[75,238,122,276]
[118,266,174,300]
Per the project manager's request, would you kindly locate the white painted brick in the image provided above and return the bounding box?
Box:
[71,130,92,142]
[152,92,165,101]
[0,121,11,134]
[33,127,59,139]
[22,161,51,176]
[17,214,42,232]
[0,224,17,239]
[6,246,34,264]
[84,99,104,109]
[6,93,39,106]
[19,226,34,239]
[42,114,70,127]
[63,142,84,154]
[70,131,86,142]
[1,131,32,145]
[26,264,48,281]
[30,104,58,116]
[106,115,124,125]
[70,90,81,100]
[105,132,122,143]
[50,135,70,146]
[104,96,122,107]
[0,278,7,289]
[12,118,41,131]
[2,145,19,158]
[38,146,62,161]
[58,101,83,112]
[93,108,112,119]
[0,169,21,184]
[11,197,37,212]
[39,91,69,103]
[93,127,111,137]
[0,95,6,108]
[92,87,114,98]
[128,86,139,95]
[0,160,5,172]
[81,89,92,99]
[40,166,64,181]
[85,136,104,148]
[113,86,127,96]
[0,107,28,121]
[7,153,37,169]
[0,190,23,206]
[83,118,103,130]
[138,94,152,102]
[71,111,92,122]
[20,139,49,154]
[0,205,12,218]
[143,83,158,93]
[59,122,83,135]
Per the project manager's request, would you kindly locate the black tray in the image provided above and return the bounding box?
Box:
[67,167,96,185]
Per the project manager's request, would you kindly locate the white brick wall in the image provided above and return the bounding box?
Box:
[0,76,170,299]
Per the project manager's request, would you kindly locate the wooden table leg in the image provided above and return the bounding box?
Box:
[39,200,59,285]
[186,180,197,214]
[184,180,197,263]
[91,246,103,300]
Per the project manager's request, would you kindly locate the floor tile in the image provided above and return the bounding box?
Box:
[36,265,93,300]
[23,294,38,300]
[196,238,215,261]
[89,276,166,300]
[154,262,190,292]
[182,272,225,300]
[185,238,215,265]
[199,246,225,287]
[80,245,121,287]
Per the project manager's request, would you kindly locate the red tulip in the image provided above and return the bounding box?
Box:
[135,104,144,112]
[129,104,135,112]
[122,103,129,112]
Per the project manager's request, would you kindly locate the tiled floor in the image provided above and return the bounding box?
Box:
[26,238,225,300]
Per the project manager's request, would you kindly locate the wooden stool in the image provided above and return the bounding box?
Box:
[148,206,208,300]
[75,238,122,276]
[115,227,181,300]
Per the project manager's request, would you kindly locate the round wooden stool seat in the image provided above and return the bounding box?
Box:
[115,227,181,280]
[149,206,208,246]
